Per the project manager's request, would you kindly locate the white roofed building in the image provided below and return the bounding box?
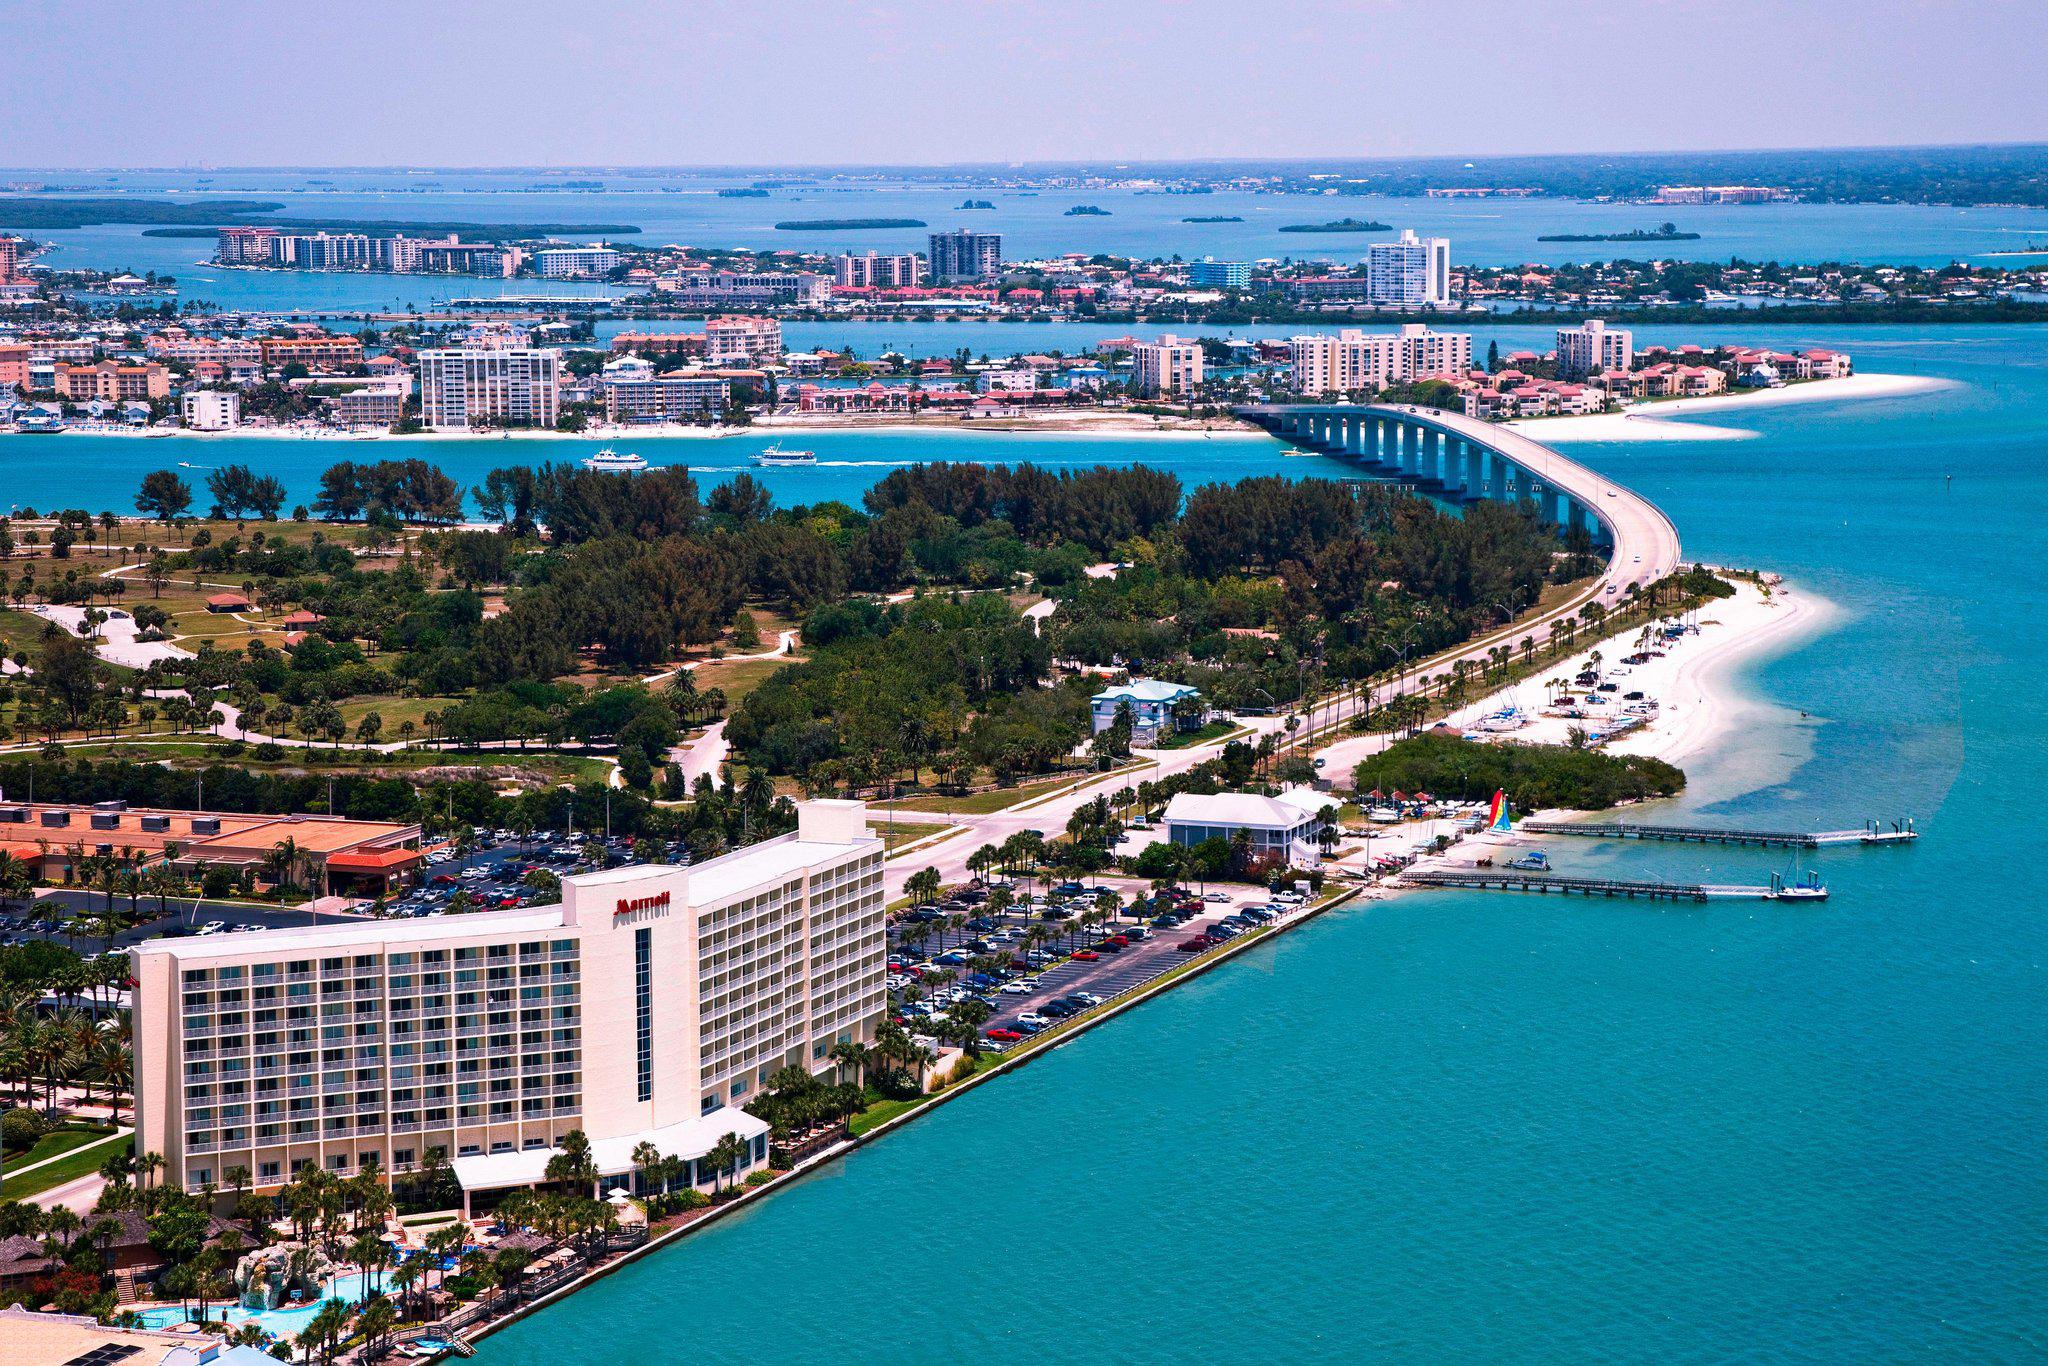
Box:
[1162,787,1333,867]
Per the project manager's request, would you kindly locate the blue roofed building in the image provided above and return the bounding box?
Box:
[1090,679,1202,746]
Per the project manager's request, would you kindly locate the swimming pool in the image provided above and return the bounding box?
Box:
[133,1269,390,1338]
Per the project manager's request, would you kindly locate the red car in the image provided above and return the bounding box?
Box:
[431,874,457,886]
[985,1028,1024,1042]
[1070,950,1100,962]
[1106,935,1130,947]
[1177,938,1210,953]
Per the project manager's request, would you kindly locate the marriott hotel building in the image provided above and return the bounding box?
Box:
[132,801,886,1207]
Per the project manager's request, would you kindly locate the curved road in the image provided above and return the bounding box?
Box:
[880,410,1684,899]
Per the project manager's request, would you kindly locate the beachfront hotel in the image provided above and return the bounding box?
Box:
[131,801,888,1210]
[416,345,561,430]
[1129,335,1204,398]
[1288,324,1473,396]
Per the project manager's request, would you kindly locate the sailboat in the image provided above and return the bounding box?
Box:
[1766,870,1829,902]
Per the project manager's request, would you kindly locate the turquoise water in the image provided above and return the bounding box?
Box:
[133,1269,389,1338]
[0,321,2011,520]
[452,327,2048,1363]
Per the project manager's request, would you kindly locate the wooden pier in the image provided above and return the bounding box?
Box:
[1516,819,1917,849]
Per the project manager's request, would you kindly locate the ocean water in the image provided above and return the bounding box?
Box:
[5,173,2047,312]
[447,327,2047,1364]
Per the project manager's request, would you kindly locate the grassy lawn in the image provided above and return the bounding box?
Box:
[0,1130,131,1202]
[0,607,64,659]
[687,654,798,705]
[332,694,445,735]
[6,1124,117,1171]
[1151,719,1242,750]
[878,820,949,855]
[874,772,1091,817]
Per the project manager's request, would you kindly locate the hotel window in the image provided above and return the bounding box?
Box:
[635,927,653,1102]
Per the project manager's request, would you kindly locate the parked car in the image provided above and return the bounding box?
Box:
[1016,1012,1053,1030]
[985,1028,1024,1043]
[1177,938,1210,953]
[1070,950,1100,962]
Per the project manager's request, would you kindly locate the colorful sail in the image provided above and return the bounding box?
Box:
[1487,789,1512,833]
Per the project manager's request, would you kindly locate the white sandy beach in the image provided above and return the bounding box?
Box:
[20,410,1256,443]
[1313,574,1831,787]
[1509,372,1954,443]
[1318,575,1835,880]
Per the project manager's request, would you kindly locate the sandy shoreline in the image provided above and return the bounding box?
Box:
[8,411,1256,443]
[9,371,1942,445]
[1314,573,1835,880]
[1510,372,1954,443]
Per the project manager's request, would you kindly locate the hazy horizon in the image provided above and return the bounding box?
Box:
[10,0,2047,167]
[4,140,2048,177]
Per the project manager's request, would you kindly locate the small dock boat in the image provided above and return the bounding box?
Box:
[1766,871,1829,902]
[1506,850,1551,872]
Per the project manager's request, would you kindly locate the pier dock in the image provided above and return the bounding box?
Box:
[1516,819,1917,849]
[1404,870,1753,901]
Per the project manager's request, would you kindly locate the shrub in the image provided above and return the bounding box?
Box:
[2,1106,51,1153]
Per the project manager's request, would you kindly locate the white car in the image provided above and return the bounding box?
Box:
[196,921,227,936]
[1017,1012,1053,1029]
[998,982,1034,996]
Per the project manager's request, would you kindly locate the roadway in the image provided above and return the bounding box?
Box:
[880,410,1683,898]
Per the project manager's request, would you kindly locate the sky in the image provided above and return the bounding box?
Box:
[7,0,2048,168]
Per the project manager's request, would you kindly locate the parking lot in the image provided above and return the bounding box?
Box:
[0,831,672,954]
[888,878,1315,1050]
[385,830,677,917]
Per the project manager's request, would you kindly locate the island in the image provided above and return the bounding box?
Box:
[773,217,928,231]
[1184,215,1246,223]
[958,199,995,209]
[1538,222,1700,243]
[1278,217,1394,234]
[1065,205,1111,216]
[717,188,770,198]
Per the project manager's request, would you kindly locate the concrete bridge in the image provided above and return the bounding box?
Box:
[1235,403,1683,600]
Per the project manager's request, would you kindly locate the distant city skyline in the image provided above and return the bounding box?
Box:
[7,0,2046,167]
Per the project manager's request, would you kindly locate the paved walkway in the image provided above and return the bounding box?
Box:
[22,602,195,668]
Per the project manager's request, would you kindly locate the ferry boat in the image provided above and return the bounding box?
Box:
[582,448,648,473]
[14,413,64,434]
[753,444,817,466]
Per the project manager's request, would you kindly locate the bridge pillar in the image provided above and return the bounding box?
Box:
[1448,440,1473,498]
[1490,454,1511,503]
[1428,430,1447,484]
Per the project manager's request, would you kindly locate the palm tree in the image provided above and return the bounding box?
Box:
[265,837,301,895]
[828,1039,869,1090]
[356,1296,398,1355]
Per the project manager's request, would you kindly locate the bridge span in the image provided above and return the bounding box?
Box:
[1235,403,1684,601]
